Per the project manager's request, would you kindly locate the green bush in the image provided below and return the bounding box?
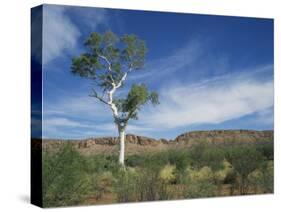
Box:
[135,166,160,201]
[84,154,120,174]
[126,154,146,167]
[42,144,91,207]
[248,160,273,193]
[189,142,224,171]
[225,144,264,194]
[256,142,274,160]
[90,171,115,200]
[184,166,217,198]
[113,168,138,202]
[260,160,274,193]
[159,164,176,183]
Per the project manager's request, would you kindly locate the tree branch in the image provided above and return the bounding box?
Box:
[115,72,127,89]
[94,58,134,120]
[97,54,117,86]
[97,54,112,72]
[89,89,109,105]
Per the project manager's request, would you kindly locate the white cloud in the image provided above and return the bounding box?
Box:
[44,94,109,119]
[42,5,108,64]
[43,6,80,64]
[69,7,109,30]
[129,40,203,81]
[44,117,84,127]
[137,69,273,129]
[43,94,118,138]
[42,117,117,139]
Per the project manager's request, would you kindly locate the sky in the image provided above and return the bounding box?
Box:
[33,4,274,139]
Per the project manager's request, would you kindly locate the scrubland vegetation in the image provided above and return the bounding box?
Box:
[42,141,273,207]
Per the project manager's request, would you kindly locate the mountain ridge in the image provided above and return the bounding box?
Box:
[37,129,273,155]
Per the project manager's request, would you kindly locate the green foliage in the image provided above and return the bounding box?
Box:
[225,145,264,178]
[114,84,159,120]
[212,160,235,195]
[42,142,274,207]
[113,168,139,202]
[42,144,91,207]
[71,31,159,127]
[256,142,274,160]
[159,165,177,183]
[166,149,190,171]
[125,154,145,167]
[71,31,147,87]
[121,34,147,69]
[90,171,115,200]
[214,160,234,183]
[134,165,175,201]
[189,142,225,171]
[225,144,264,194]
[248,160,274,193]
[135,167,160,201]
[260,160,274,193]
[184,166,217,198]
[84,154,120,174]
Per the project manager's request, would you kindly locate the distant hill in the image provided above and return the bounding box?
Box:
[174,129,273,146]
[34,130,273,155]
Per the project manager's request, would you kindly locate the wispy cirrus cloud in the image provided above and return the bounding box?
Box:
[44,94,111,121]
[42,5,108,64]
[43,6,80,64]
[128,39,204,82]
[43,94,117,138]
[44,117,86,128]
[43,116,115,139]
[136,65,273,129]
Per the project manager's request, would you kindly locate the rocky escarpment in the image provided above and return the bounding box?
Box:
[174,130,273,146]
[42,134,169,150]
[38,130,273,155]
[39,134,171,155]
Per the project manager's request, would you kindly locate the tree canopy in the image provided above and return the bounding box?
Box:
[71,31,159,126]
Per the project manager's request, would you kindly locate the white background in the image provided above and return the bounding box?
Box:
[0,0,280,211]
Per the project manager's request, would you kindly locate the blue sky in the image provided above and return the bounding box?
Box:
[37,4,273,139]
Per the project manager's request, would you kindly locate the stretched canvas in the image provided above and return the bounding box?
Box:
[31,4,274,208]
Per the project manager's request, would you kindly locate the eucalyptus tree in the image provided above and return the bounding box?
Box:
[71,31,159,166]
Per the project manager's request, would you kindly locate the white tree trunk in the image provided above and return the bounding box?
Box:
[91,63,129,166]
[118,128,125,165]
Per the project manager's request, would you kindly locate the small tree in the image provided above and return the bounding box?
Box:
[184,166,217,198]
[71,31,159,166]
[225,144,264,194]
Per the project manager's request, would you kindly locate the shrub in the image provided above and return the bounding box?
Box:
[260,160,274,193]
[248,169,263,193]
[42,144,91,207]
[248,160,274,193]
[225,144,264,194]
[184,166,217,198]
[189,142,224,171]
[167,149,190,171]
[166,149,190,183]
[113,168,139,202]
[212,160,235,195]
[256,142,274,160]
[135,165,176,201]
[135,167,160,201]
[90,171,115,200]
[159,164,176,183]
[126,154,146,167]
[84,154,120,174]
